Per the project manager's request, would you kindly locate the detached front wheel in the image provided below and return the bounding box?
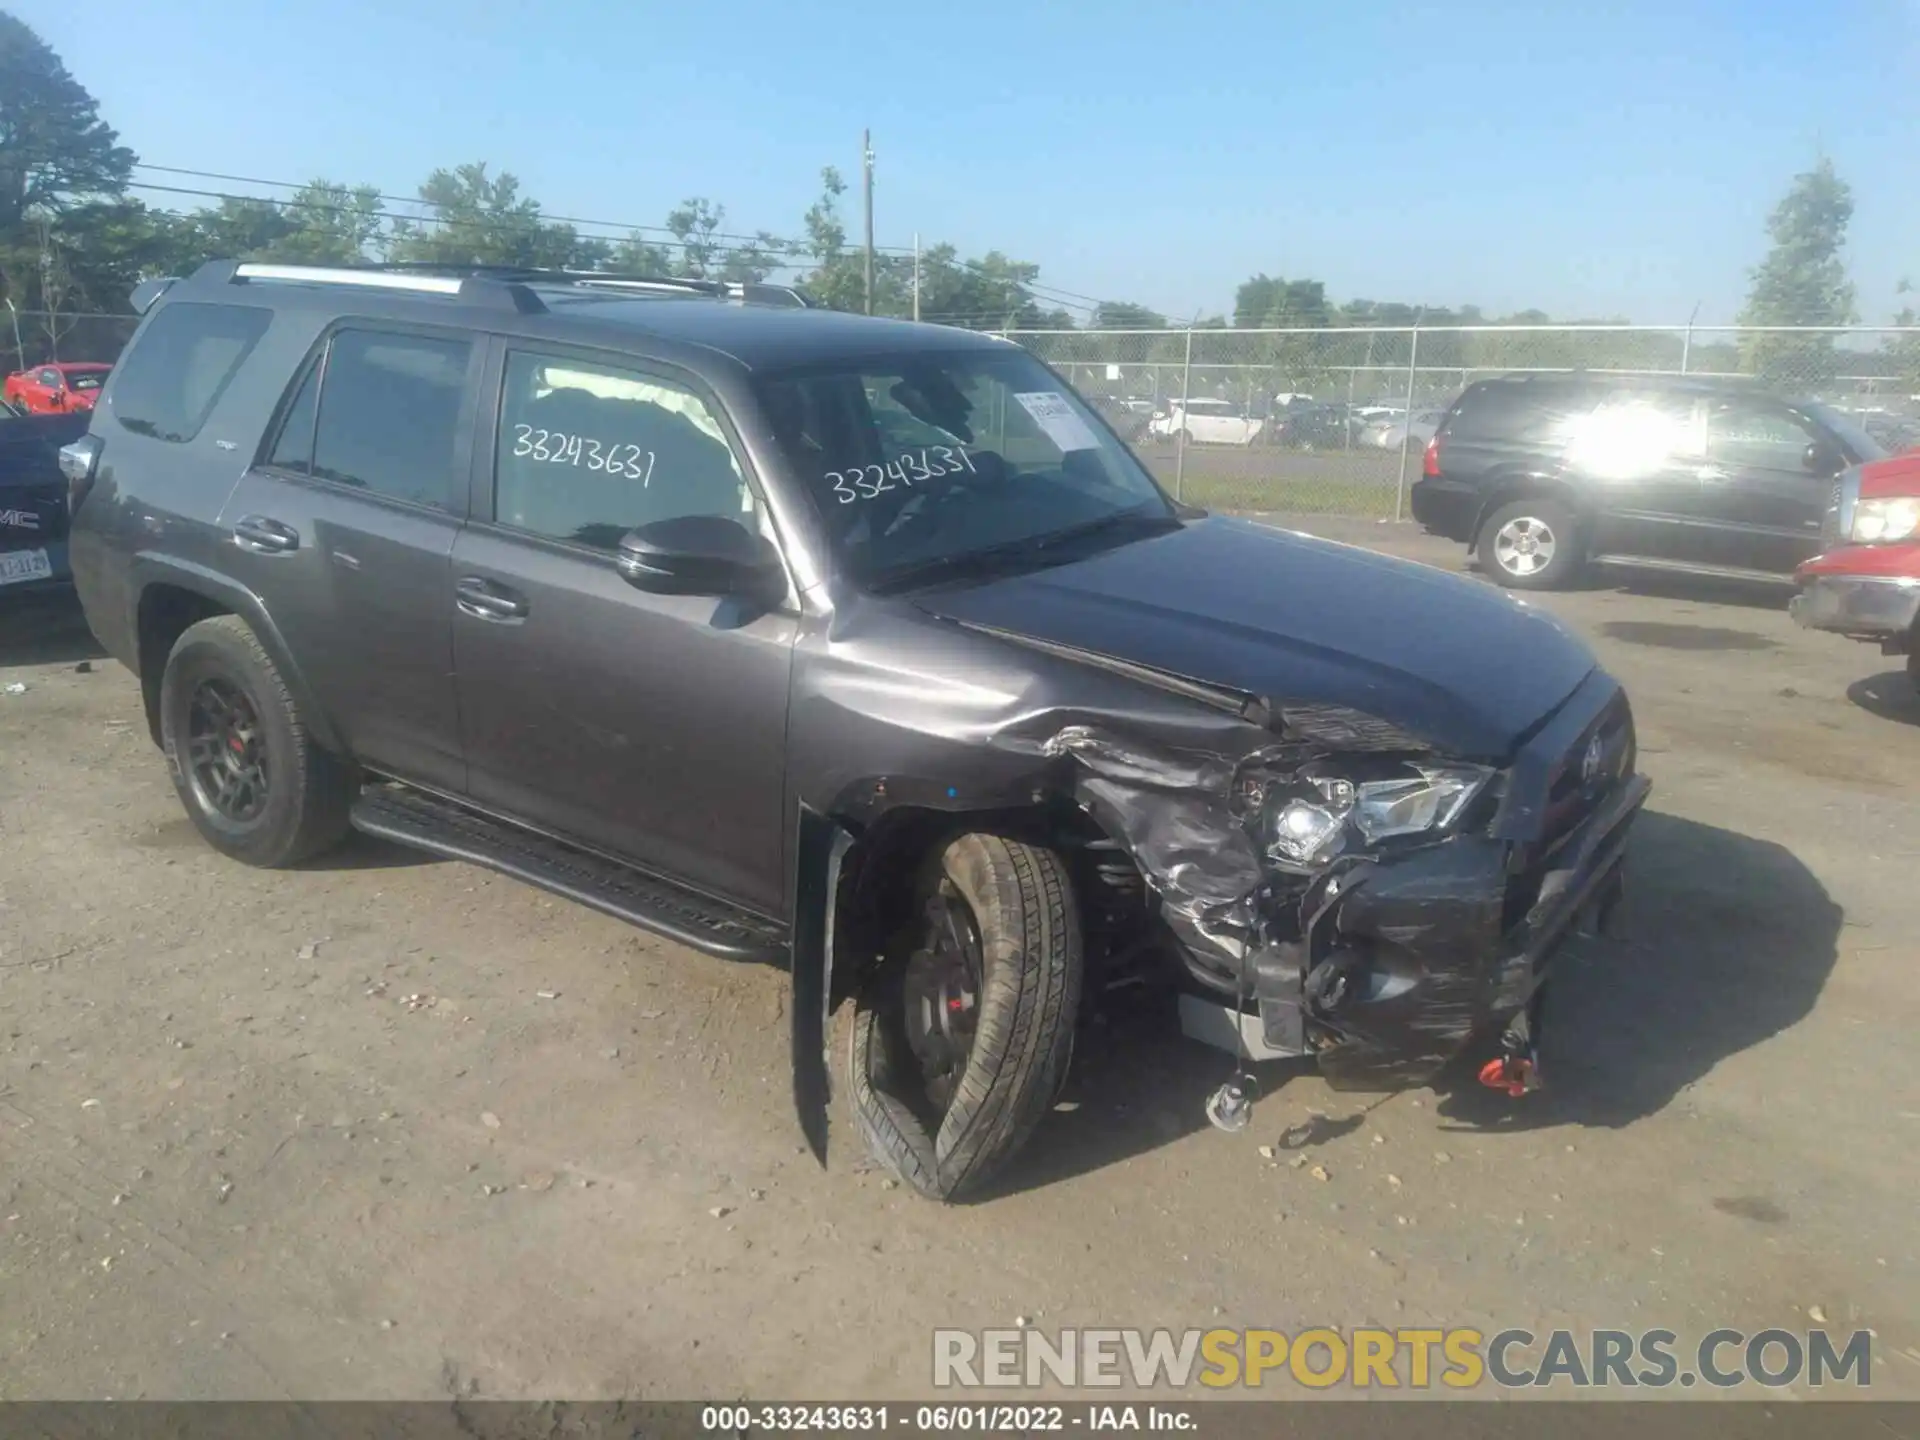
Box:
[849,833,1081,1201]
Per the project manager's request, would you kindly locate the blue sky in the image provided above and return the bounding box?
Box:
[40,0,1920,325]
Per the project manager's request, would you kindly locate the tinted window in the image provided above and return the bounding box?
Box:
[113,302,271,443]
[1442,379,1593,445]
[1566,393,1702,478]
[494,350,751,549]
[1706,397,1815,471]
[266,359,322,472]
[310,330,471,509]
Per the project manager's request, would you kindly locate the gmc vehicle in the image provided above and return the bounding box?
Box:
[1,403,90,591]
[1410,373,1886,590]
[65,260,1648,1199]
[1791,448,1920,692]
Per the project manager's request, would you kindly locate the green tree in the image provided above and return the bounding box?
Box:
[0,10,138,324]
[387,162,597,269]
[0,13,134,234]
[263,180,385,265]
[1092,300,1164,328]
[1738,158,1858,384]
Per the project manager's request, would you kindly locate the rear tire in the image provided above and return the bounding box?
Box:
[1477,497,1584,590]
[849,833,1081,1202]
[159,615,355,868]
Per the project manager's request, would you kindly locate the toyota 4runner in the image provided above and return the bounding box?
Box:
[65,261,1649,1199]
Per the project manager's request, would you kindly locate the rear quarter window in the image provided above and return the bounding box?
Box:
[111,302,272,444]
[1442,379,1593,447]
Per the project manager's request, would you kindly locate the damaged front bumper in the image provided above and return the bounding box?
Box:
[1276,768,1649,1088]
[1082,670,1653,1092]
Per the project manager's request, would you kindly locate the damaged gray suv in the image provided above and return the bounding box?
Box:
[65,261,1649,1199]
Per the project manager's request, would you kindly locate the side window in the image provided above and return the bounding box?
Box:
[310,330,471,509]
[112,302,272,443]
[1707,398,1815,472]
[493,350,751,550]
[38,368,60,388]
[265,358,321,473]
[1565,392,1702,478]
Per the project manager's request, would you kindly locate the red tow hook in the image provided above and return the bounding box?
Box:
[1478,1053,1538,1098]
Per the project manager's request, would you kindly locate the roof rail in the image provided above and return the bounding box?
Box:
[191,259,813,313]
[198,260,547,314]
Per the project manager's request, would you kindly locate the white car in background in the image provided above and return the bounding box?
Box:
[1367,408,1448,450]
[1147,397,1263,445]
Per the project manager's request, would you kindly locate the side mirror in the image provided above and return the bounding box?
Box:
[616,513,784,599]
[1804,440,1842,475]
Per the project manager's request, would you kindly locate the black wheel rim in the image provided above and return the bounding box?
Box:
[902,880,984,1113]
[186,677,269,823]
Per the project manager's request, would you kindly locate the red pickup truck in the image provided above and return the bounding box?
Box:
[1790,449,1920,691]
[3,361,112,415]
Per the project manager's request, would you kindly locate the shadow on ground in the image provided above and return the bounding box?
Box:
[968,991,1314,1202]
[1435,808,1841,1131]
[981,807,1840,1194]
[1847,669,1920,726]
[0,587,105,668]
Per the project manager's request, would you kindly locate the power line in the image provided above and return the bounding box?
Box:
[126,162,1106,317]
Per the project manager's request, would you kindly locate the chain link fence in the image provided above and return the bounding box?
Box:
[1005,325,1920,518]
[13,313,1920,521]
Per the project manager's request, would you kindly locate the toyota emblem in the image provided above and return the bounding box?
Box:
[1581,733,1607,786]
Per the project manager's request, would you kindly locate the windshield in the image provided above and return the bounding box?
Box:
[1802,401,1887,462]
[756,348,1175,587]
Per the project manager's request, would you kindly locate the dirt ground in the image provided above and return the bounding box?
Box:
[3,521,1918,1403]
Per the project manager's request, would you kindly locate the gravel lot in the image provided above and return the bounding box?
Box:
[3,520,1918,1402]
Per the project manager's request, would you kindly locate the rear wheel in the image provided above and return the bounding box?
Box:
[849,833,1081,1201]
[1478,497,1584,590]
[159,615,355,867]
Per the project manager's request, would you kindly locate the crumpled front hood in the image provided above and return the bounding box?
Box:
[912,516,1596,759]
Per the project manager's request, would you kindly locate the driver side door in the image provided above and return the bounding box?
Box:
[450,341,797,918]
[1696,394,1836,573]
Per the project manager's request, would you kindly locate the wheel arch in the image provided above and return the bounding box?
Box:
[1469,472,1588,550]
[131,557,343,756]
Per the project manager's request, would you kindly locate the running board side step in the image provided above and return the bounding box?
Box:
[349,786,788,964]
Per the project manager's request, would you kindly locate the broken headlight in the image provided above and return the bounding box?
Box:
[1257,762,1493,868]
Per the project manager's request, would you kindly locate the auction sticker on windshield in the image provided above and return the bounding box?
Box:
[1015,392,1100,451]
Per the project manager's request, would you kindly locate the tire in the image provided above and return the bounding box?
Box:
[849,833,1082,1202]
[158,614,355,867]
[1908,646,1919,698]
[1477,497,1584,590]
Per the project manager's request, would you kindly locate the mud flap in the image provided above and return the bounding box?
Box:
[790,805,853,1166]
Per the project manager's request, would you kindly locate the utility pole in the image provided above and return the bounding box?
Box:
[912,233,921,322]
[862,130,875,316]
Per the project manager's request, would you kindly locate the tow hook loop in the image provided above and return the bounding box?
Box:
[1205,1075,1256,1133]
[1477,1053,1537,1098]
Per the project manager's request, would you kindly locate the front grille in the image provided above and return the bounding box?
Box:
[1539,691,1634,851]
[1820,476,1845,549]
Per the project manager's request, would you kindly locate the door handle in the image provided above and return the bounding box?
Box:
[456,576,529,622]
[231,514,301,553]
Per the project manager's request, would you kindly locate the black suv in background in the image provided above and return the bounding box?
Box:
[1410,372,1886,589]
[63,261,1647,1199]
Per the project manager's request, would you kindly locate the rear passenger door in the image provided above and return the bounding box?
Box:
[450,342,795,916]
[1571,390,1717,564]
[220,325,481,794]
